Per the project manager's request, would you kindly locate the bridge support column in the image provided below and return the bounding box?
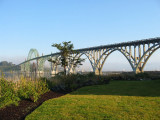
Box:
[65,68,74,75]
[20,65,24,72]
[51,66,58,77]
[51,69,59,77]
[70,68,76,74]
[94,68,102,75]
[51,70,56,77]
[20,65,25,76]
[37,71,44,77]
[26,71,30,77]
[133,67,143,74]
[65,68,70,75]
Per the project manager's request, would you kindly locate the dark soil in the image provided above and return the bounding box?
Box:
[0,91,65,120]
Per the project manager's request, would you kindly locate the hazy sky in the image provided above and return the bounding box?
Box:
[0,0,160,71]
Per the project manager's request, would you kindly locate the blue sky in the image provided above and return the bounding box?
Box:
[0,0,160,71]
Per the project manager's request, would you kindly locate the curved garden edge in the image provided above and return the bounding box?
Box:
[0,91,65,120]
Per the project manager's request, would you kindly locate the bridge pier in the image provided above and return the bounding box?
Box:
[37,71,44,77]
[133,68,144,74]
[51,64,59,77]
[51,71,56,77]
[69,67,76,74]
[94,68,102,75]
[51,69,58,77]
[26,71,30,77]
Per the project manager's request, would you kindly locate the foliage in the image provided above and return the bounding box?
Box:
[26,80,160,120]
[49,41,85,75]
[135,72,150,79]
[0,73,20,108]
[0,73,49,109]
[17,77,49,102]
[47,73,110,93]
[46,72,160,93]
[0,61,20,72]
[96,72,155,81]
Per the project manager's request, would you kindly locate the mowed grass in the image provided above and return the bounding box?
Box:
[26,80,160,120]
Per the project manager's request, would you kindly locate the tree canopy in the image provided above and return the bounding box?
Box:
[49,41,84,75]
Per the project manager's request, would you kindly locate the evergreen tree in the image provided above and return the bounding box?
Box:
[49,41,84,75]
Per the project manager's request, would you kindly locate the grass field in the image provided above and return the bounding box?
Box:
[26,80,160,120]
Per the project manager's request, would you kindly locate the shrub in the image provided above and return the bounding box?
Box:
[49,73,110,93]
[135,73,150,80]
[17,76,49,102]
[0,74,20,108]
[0,73,49,109]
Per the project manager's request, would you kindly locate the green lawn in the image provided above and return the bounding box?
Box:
[26,80,160,120]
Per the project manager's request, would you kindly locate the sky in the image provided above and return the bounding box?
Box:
[0,0,160,71]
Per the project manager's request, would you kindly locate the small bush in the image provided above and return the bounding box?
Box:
[49,73,110,93]
[17,76,49,102]
[0,73,49,109]
[0,74,20,108]
[135,73,150,80]
[47,71,159,93]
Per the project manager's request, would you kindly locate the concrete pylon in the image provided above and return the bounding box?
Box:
[37,71,44,77]
[51,66,59,77]
[94,69,102,75]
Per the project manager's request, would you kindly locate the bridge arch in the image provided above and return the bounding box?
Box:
[38,57,50,71]
[137,43,160,72]
[72,52,96,72]
[25,49,40,72]
[98,48,134,72]
[20,38,160,75]
[27,49,39,60]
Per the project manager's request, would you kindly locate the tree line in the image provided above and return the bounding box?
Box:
[0,61,20,72]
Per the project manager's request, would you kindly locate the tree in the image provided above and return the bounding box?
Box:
[49,41,85,75]
[0,61,20,72]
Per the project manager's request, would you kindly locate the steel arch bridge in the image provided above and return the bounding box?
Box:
[19,37,160,76]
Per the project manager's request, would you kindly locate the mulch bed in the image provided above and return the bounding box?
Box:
[0,91,65,120]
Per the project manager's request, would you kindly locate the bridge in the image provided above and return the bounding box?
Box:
[19,37,160,76]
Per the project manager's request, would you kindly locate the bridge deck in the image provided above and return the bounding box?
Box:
[76,37,160,51]
[19,37,160,65]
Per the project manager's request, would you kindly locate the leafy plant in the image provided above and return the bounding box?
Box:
[0,73,49,108]
[17,77,49,102]
[48,73,110,92]
[0,73,20,108]
[49,41,85,75]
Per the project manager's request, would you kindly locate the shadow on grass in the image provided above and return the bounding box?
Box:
[69,80,160,97]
